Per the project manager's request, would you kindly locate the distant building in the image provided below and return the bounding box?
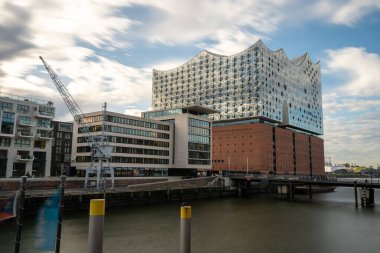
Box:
[71,111,173,176]
[0,93,55,177]
[51,121,73,176]
[142,105,215,175]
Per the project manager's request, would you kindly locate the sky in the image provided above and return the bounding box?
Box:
[0,0,379,167]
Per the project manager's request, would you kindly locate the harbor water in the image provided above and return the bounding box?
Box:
[1,187,380,253]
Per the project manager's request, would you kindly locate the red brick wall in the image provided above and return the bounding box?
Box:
[275,127,294,174]
[311,136,325,175]
[212,123,325,175]
[212,123,274,173]
[294,132,311,175]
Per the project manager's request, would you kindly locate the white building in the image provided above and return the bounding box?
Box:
[71,111,174,176]
[142,106,214,175]
[0,93,55,177]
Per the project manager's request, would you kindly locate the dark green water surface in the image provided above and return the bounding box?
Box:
[1,187,380,253]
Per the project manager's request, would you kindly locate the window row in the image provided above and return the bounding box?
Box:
[77,136,170,148]
[78,125,170,139]
[106,115,170,131]
[189,126,210,136]
[77,146,169,156]
[188,118,210,128]
[76,156,169,164]
[189,135,210,144]
[188,159,210,165]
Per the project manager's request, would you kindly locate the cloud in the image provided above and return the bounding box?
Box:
[324,47,380,96]
[0,3,34,60]
[128,0,285,54]
[0,0,153,120]
[313,0,380,26]
[322,47,380,166]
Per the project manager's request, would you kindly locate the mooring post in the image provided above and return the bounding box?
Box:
[309,184,312,200]
[88,199,105,253]
[180,205,191,253]
[289,181,293,201]
[14,176,27,253]
[354,181,358,208]
[238,181,242,198]
[55,175,66,253]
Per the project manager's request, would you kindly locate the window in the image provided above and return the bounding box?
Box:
[1,112,15,134]
[14,139,31,148]
[0,137,11,147]
[17,104,30,113]
[0,102,13,110]
[34,140,46,149]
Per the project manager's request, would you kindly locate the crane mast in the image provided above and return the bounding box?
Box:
[39,56,114,189]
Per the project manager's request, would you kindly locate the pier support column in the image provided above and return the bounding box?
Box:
[238,181,242,198]
[354,181,358,208]
[180,206,191,253]
[289,181,294,202]
[309,184,312,200]
[88,199,105,253]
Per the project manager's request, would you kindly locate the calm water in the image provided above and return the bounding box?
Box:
[1,187,380,253]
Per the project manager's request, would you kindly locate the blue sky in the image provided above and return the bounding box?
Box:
[0,0,379,166]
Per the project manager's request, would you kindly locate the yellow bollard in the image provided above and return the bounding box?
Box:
[180,206,191,253]
[88,199,105,253]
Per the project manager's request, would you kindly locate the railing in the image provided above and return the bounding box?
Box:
[0,92,53,106]
[18,119,35,126]
[17,131,34,138]
[35,110,55,118]
[228,172,338,182]
[36,132,53,139]
[17,155,34,161]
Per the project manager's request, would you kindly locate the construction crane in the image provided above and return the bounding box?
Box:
[39,56,114,189]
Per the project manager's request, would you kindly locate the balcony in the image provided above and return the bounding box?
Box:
[35,105,55,119]
[35,110,55,119]
[17,155,34,162]
[36,124,53,130]
[18,119,35,126]
[17,131,34,138]
[36,131,53,139]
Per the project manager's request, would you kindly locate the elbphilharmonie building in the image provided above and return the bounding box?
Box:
[152,40,323,135]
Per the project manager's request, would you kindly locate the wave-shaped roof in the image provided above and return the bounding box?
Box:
[154,40,319,72]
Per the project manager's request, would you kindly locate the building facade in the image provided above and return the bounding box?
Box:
[0,93,55,177]
[212,121,325,175]
[142,106,214,175]
[152,40,323,135]
[51,121,73,176]
[71,111,173,176]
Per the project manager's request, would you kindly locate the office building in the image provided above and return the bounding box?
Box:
[142,105,214,175]
[71,111,173,176]
[51,121,73,176]
[0,93,55,177]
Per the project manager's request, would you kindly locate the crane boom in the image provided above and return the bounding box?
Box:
[39,56,114,189]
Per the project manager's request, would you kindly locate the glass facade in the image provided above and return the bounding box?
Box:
[152,40,323,135]
[1,112,15,134]
[188,117,211,165]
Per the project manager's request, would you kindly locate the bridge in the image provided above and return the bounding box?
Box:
[227,173,380,207]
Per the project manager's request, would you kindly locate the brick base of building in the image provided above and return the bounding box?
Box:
[212,123,324,175]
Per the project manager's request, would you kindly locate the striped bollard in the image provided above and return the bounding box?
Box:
[180,206,191,253]
[88,199,105,253]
